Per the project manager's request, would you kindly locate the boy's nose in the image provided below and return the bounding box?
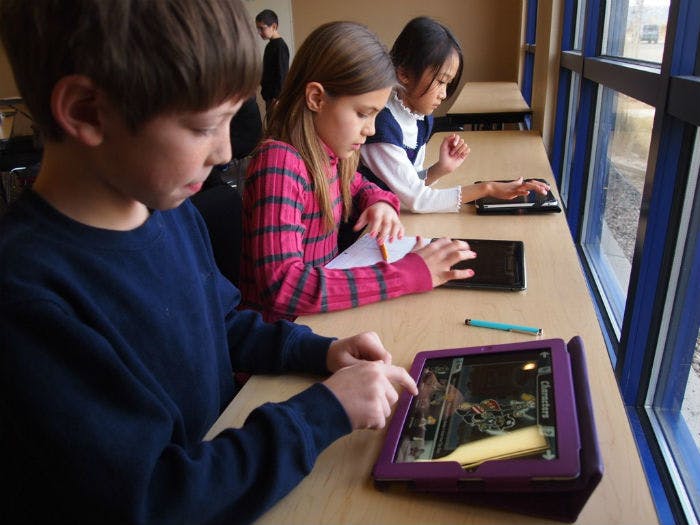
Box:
[210,133,232,167]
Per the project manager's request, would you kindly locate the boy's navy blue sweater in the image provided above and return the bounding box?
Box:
[0,191,351,524]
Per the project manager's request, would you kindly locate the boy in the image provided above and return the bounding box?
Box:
[0,2,417,524]
[255,9,290,112]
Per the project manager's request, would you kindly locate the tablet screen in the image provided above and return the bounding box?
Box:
[479,191,558,208]
[395,349,555,467]
[473,178,561,213]
[441,239,526,291]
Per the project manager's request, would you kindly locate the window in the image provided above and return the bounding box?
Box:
[581,89,652,334]
[602,0,669,63]
[551,0,700,523]
[649,132,700,522]
[574,0,587,50]
[559,71,581,205]
[550,0,585,210]
[521,0,538,115]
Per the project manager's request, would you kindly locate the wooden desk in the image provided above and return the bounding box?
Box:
[207,131,658,524]
[442,82,532,130]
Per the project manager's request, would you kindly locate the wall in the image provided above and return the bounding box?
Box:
[3,2,520,96]
[0,2,295,114]
[290,0,523,115]
[2,1,546,132]
[1,41,19,99]
[531,0,562,153]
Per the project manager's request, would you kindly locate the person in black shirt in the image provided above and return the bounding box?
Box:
[230,96,263,160]
[255,9,290,113]
[204,96,262,191]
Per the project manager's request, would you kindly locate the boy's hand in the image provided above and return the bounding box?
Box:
[327,331,391,372]
[353,201,404,244]
[323,362,418,429]
[412,236,476,287]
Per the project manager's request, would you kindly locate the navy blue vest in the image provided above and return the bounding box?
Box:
[359,107,434,191]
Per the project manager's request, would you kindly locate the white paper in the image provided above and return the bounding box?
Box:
[325,234,425,269]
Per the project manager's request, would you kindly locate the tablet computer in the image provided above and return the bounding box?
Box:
[474,178,561,214]
[440,238,526,291]
[373,338,581,491]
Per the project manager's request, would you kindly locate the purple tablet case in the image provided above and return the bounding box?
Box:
[373,336,603,523]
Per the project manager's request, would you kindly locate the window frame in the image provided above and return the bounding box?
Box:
[550,0,700,523]
[522,0,538,106]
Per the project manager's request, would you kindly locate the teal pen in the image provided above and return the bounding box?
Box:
[465,318,542,335]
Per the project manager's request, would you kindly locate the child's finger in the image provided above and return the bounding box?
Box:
[384,364,419,396]
[454,143,469,158]
[352,215,369,232]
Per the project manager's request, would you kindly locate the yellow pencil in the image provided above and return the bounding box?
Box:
[379,243,389,262]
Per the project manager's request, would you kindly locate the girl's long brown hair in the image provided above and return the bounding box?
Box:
[265,21,397,231]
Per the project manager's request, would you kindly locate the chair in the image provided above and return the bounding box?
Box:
[190,183,243,286]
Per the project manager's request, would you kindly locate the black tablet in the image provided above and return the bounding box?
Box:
[439,238,526,291]
[474,178,561,214]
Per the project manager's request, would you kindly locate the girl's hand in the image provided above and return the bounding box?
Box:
[412,236,476,287]
[353,201,404,244]
[435,134,470,175]
[487,177,550,200]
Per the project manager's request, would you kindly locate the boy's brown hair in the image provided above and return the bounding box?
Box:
[0,0,261,141]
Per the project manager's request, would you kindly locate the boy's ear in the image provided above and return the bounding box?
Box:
[51,75,105,146]
[305,82,325,112]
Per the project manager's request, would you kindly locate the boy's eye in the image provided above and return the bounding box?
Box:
[192,122,225,135]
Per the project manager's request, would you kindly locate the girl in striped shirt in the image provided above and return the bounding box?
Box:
[240,21,475,322]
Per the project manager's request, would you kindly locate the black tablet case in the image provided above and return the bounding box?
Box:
[373,336,603,523]
[474,178,562,214]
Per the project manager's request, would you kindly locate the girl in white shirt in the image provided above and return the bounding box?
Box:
[359,16,549,213]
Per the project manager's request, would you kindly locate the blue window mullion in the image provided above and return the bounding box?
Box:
[564,0,604,239]
[565,77,597,239]
[619,0,700,405]
[656,164,700,413]
[618,117,687,404]
[521,0,538,106]
[550,0,578,188]
[550,70,572,188]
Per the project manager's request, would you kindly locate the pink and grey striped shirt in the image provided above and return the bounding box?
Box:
[239,140,432,322]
